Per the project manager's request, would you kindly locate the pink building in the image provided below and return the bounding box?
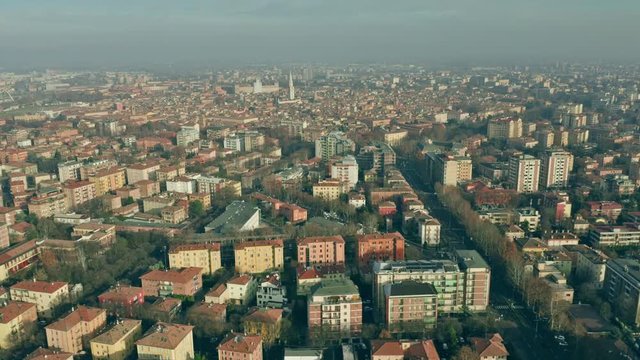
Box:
[218,333,263,360]
[297,235,345,266]
[140,267,203,297]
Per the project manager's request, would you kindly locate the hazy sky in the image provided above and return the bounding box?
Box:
[1,0,639,69]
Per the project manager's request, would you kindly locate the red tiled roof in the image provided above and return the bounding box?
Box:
[11,279,67,294]
[45,306,105,332]
[298,235,345,246]
[0,301,36,324]
[218,333,262,354]
[140,267,203,284]
[234,239,283,250]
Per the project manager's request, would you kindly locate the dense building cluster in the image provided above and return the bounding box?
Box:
[1,63,640,359]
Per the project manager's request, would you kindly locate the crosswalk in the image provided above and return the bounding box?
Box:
[493,305,525,310]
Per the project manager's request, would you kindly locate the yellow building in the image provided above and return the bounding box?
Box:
[10,280,70,317]
[0,301,37,349]
[169,243,222,275]
[90,319,142,360]
[161,206,187,224]
[234,239,284,274]
[136,322,194,360]
[45,306,107,354]
[312,179,348,200]
[88,167,127,196]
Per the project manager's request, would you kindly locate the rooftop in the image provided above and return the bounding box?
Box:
[91,319,142,345]
[136,322,193,350]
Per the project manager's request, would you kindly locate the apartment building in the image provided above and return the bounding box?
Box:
[426,152,473,186]
[456,250,491,312]
[10,280,69,317]
[90,319,142,360]
[0,301,37,349]
[169,243,222,275]
[136,322,194,360]
[357,232,405,270]
[373,260,466,319]
[307,279,362,338]
[218,333,263,360]
[312,179,349,200]
[384,281,438,331]
[223,131,265,152]
[234,239,284,274]
[330,155,359,189]
[315,131,355,159]
[589,225,640,247]
[0,240,39,282]
[57,161,83,183]
[88,167,127,196]
[573,245,608,288]
[541,149,574,188]
[192,175,242,197]
[62,180,97,209]
[297,235,346,266]
[125,162,161,185]
[28,190,68,218]
[140,267,204,297]
[161,206,187,224]
[487,117,523,139]
[356,143,396,174]
[508,154,541,193]
[45,306,107,354]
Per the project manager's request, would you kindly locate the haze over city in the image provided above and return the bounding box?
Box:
[2,0,640,69]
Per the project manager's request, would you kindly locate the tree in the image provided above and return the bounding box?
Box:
[455,346,479,360]
[188,201,205,219]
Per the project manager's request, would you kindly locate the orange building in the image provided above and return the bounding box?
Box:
[357,232,405,269]
[62,180,97,209]
[217,333,263,360]
[140,267,203,297]
[297,235,345,266]
[45,306,107,354]
[0,301,38,348]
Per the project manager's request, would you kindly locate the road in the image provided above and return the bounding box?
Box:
[398,163,570,360]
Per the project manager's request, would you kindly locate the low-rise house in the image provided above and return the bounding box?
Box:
[257,274,287,308]
[371,339,440,360]
[90,319,142,360]
[218,333,263,360]
[0,301,37,349]
[205,283,228,304]
[140,267,203,298]
[189,302,227,323]
[45,306,107,354]
[469,333,509,360]
[149,297,182,322]
[243,308,283,345]
[136,322,194,360]
[10,280,69,317]
[25,348,73,360]
[98,286,144,314]
[226,274,258,305]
